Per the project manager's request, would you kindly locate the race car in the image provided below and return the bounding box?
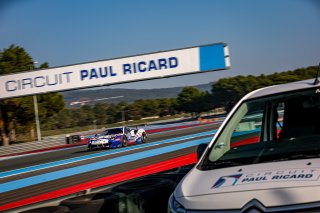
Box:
[87,126,147,150]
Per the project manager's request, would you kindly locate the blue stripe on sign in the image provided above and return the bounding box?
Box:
[0,137,211,193]
[0,130,216,178]
[199,44,226,71]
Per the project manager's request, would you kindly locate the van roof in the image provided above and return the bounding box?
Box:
[245,79,320,100]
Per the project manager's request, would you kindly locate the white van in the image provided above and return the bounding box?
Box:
[169,78,320,212]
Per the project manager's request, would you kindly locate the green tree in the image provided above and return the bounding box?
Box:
[176,87,207,116]
[74,105,95,126]
[54,109,76,129]
[211,66,318,111]
[105,103,121,123]
[140,99,159,117]
[0,45,65,145]
[93,103,109,125]
[125,104,142,120]
[157,98,177,117]
[0,45,33,74]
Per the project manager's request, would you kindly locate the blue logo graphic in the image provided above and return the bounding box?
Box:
[212,174,243,189]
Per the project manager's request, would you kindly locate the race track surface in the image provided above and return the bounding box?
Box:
[0,123,220,211]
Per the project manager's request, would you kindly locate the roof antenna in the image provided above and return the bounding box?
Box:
[314,62,320,85]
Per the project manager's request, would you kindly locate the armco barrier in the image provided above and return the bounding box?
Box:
[0,130,95,157]
[0,137,66,157]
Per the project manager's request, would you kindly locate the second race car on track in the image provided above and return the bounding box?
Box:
[88,126,147,150]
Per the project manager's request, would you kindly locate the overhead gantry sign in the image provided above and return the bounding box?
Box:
[0,43,230,99]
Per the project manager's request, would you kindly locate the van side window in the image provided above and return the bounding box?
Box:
[209,101,265,162]
[230,104,264,148]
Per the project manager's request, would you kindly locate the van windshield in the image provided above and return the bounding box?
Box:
[198,88,320,170]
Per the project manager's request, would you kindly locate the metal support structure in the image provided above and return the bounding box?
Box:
[33,95,41,141]
[31,61,41,141]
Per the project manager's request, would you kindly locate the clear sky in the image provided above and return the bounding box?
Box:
[0,0,319,89]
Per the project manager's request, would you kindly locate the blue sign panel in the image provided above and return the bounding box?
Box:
[200,44,228,71]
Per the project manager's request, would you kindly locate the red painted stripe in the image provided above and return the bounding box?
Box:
[230,130,282,148]
[0,153,197,211]
[231,136,260,148]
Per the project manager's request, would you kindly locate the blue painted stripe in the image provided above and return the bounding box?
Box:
[0,137,211,193]
[0,130,216,179]
[199,44,226,71]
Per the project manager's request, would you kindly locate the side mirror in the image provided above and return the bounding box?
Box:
[197,143,208,161]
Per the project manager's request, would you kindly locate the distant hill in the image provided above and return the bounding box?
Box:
[63,83,213,107]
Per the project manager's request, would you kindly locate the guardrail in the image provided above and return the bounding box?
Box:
[0,136,67,157]
[0,128,107,157]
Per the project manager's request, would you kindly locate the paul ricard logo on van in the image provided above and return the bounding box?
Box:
[211,169,320,189]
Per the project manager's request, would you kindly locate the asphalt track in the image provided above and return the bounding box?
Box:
[0,123,220,211]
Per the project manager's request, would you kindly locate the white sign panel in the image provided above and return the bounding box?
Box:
[0,43,230,99]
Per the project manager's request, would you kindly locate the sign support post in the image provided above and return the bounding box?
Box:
[33,95,41,141]
[31,61,41,142]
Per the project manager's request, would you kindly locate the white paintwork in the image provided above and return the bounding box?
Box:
[171,78,320,212]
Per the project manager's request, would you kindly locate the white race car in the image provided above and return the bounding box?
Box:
[88,126,147,150]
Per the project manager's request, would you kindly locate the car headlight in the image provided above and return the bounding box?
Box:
[168,194,186,213]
